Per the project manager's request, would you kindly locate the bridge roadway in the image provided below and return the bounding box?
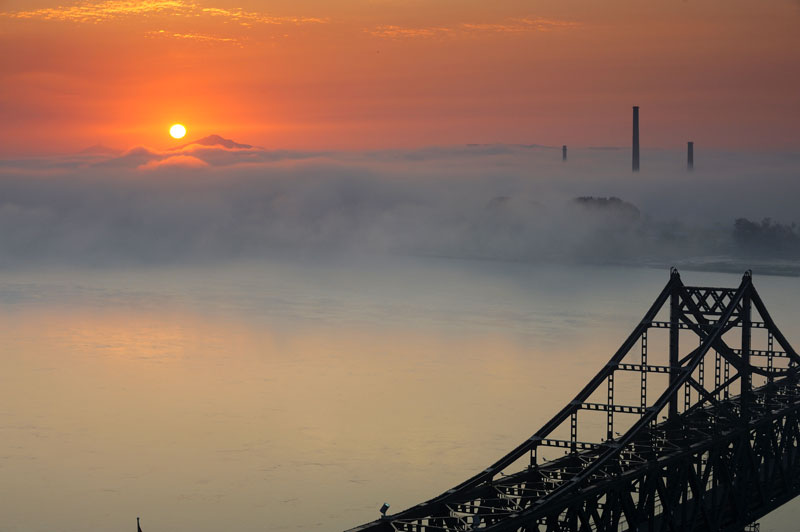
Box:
[346,271,800,532]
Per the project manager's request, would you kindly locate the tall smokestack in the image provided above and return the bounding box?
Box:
[562,145,567,162]
[632,106,640,172]
[687,141,694,171]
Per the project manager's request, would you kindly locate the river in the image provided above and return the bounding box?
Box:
[1,256,798,531]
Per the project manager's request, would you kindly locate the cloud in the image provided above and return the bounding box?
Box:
[2,0,327,26]
[138,154,209,170]
[367,17,580,39]
[367,25,455,39]
[80,137,325,170]
[0,144,799,272]
[145,29,242,46]
[462,17,581,33]
[198,6,326,26]
[3,0,192,23]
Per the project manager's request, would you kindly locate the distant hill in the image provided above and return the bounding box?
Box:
[573,196,641,222]
[77,144,121,156]
[178,135,254,150]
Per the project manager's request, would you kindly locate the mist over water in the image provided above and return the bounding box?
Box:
[2,144,800,532]
[2,144,799,272]
[1,260,800,532]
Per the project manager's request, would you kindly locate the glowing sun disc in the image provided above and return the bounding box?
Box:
[170,124,186,139]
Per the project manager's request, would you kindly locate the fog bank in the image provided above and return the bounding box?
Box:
[1,142,799,271]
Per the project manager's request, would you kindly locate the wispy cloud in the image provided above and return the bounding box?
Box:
[199,7,326,26]
[368,17,580,39]
[4,0,191,23]
[139,154,208,170]
[3,0,327,26]
[146,29,242,46]
[463,17,581,33]
[367,25,454,38]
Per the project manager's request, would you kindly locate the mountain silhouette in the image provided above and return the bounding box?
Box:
[177,135,254,150]
[77,144,121,156]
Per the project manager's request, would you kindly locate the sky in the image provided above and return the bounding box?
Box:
[1,0,799,155]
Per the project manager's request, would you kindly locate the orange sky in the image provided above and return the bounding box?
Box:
[1,0,798,154]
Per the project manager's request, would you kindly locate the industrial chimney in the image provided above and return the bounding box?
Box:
[687,141,694,171]
[562,145,567,162]
[632,106,640,172]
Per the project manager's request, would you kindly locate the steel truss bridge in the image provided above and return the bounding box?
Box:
[346,270,800,532]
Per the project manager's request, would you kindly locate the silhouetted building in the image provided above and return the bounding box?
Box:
[632,106,640,172]
[688,141,694,171]
[562,145,567,161]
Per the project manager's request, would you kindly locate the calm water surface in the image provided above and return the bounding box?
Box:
[1,257,798,531]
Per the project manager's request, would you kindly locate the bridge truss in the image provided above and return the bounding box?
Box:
[346,270,800,532]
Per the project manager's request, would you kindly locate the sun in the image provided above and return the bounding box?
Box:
[169,124,186,139]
